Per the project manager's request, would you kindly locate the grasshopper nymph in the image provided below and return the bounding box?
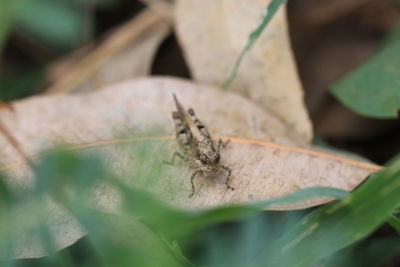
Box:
[164,94,234,197]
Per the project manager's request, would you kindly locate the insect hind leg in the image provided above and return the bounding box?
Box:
[220,165,234,191]
[189,170,201,198]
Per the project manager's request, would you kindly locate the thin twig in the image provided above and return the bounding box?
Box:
[45,7,172,94]
[291,0,374,28]
[139,0,173,15]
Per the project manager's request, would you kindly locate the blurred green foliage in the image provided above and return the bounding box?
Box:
[393,0,400,6]
[0,0,116,51]
[14,0,90,49]
[0,0,12,51]
[264,155,400,266]
[331,23,400,119]
[322,236,400,267]
[0,67,44,101]
[0,0,117,101]
[0,143,398,267]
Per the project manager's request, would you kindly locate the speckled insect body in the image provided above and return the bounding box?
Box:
[165,94,234,197]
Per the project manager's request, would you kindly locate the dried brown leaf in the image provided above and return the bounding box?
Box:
[0,77,379,258]
[174,0,313,141]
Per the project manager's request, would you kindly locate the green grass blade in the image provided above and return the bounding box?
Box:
[222,0,287,89]
[387,215,400,234]
[118,181,348,238]
[33,150,349,240]
[264,156,400,266]
[190,186,348,224]
[0,148,374,265]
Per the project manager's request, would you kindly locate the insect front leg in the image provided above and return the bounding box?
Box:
[163,151,186,165]
[216,139,230,153]
[220,165,234,191]
[189,170,201,198]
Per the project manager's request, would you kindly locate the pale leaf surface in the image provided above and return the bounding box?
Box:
[0,78,378,258]
[175,0,313,141]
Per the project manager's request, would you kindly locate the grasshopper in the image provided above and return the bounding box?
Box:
[164,94,234,197]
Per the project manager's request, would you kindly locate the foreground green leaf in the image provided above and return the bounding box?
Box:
[322,236,400,267]
[118,184,348,239]
[34,150,349,239]
[264,156,400,266]
[31,151,350,266]
[2,147,396,266]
